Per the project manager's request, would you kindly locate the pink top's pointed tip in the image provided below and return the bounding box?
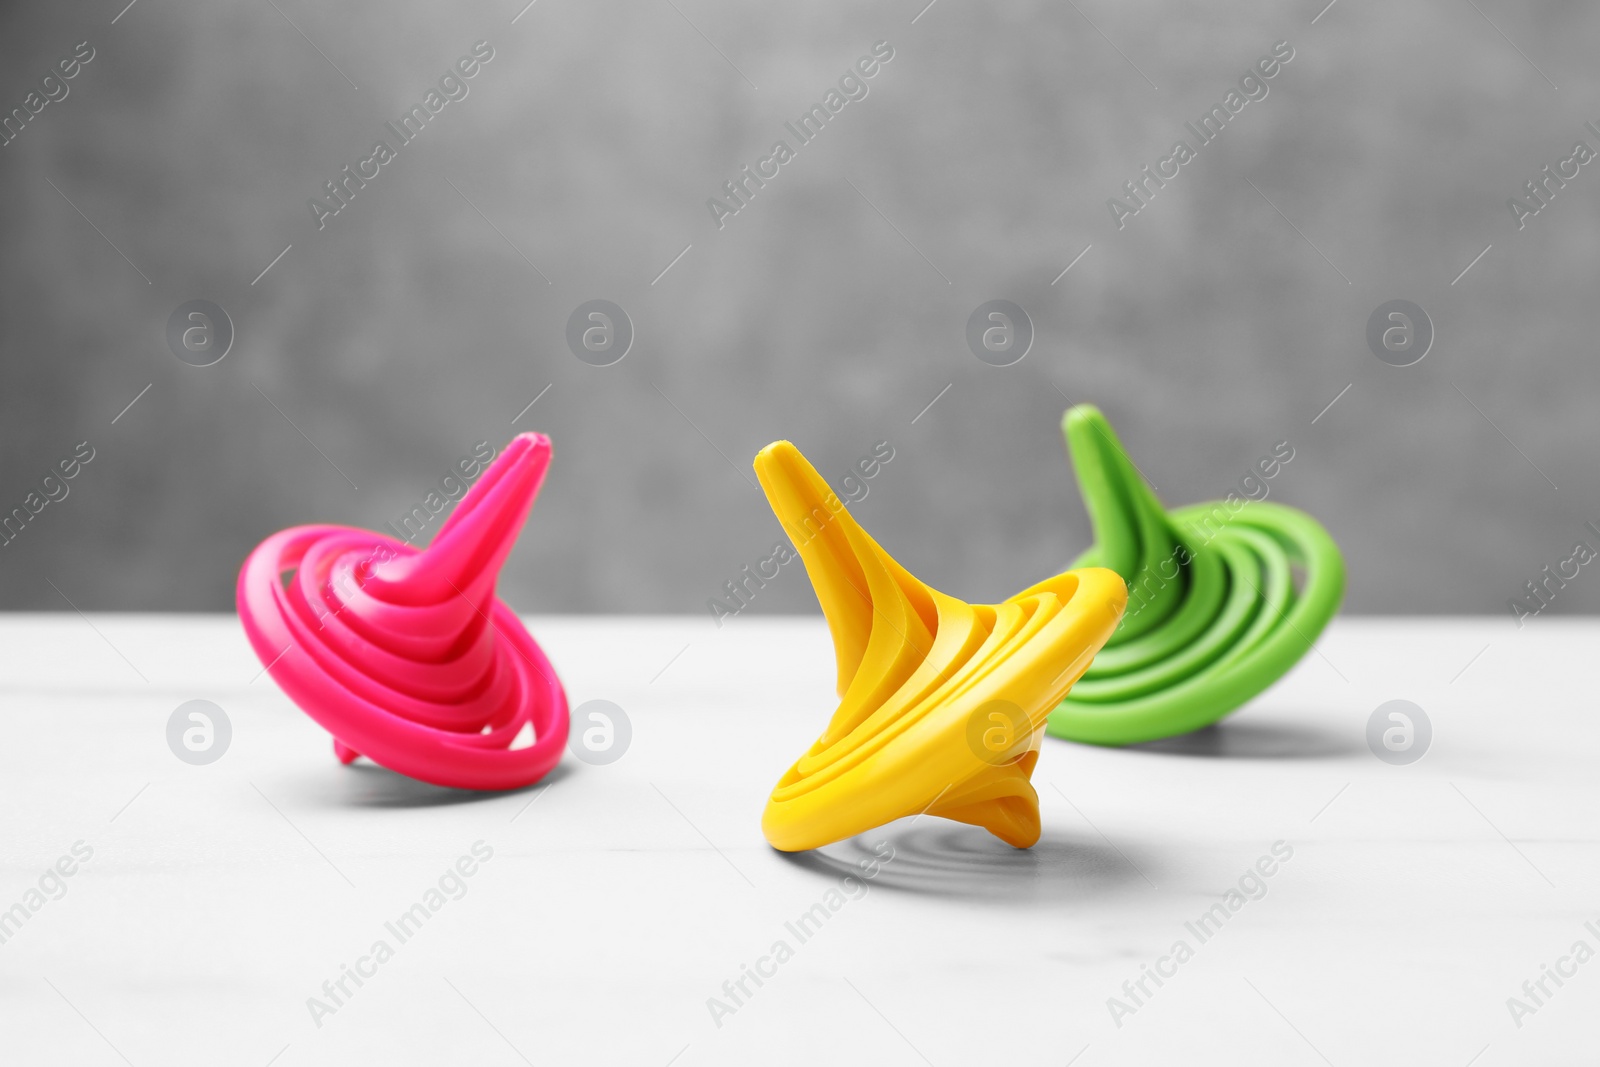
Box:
[489,433,552,481]
[372,433,552,596]
[506,432,552,456]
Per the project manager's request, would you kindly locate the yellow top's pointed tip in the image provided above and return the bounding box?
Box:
[753,439,797,473]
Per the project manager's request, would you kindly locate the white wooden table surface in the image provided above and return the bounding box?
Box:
[0,614,1594,1066]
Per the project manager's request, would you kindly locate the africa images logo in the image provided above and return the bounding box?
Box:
[705,41,896,230]
[1105,40,1295,230]
[308,41,495,232]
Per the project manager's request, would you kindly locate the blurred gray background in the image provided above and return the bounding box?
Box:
[1,0,1596,617]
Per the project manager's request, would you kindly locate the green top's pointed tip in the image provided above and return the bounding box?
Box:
[1060,404,1139,490]
[1061,403,1107,441]
[1059,404,1179,594]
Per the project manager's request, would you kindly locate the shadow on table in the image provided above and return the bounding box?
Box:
[1121,717,1360,760]
[776,822,1156,903]
[302,759,574,809]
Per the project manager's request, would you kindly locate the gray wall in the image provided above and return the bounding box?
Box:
[1,0,1596,618]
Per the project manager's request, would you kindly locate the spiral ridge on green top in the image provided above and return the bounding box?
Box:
[1047,405,1345,745]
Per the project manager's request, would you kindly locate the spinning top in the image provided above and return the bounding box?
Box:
[237,433,568,790]
[1048,406,1345,746]
[754,442,1126,852]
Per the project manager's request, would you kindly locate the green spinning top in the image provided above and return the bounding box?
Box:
[1047,405,1345,745]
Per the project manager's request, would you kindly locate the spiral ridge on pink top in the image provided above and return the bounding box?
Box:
[236,433,569,790]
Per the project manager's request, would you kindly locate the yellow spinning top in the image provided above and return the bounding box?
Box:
[755,442,1127,852]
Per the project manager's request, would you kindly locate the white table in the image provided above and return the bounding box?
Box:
[0,615,1593,1066]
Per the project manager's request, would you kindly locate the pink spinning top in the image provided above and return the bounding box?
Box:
[237,433,568,790]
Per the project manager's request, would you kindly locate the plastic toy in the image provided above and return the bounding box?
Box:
[754,441,1126,852]
[1047,405,1344,745]
[237,433,568,790]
